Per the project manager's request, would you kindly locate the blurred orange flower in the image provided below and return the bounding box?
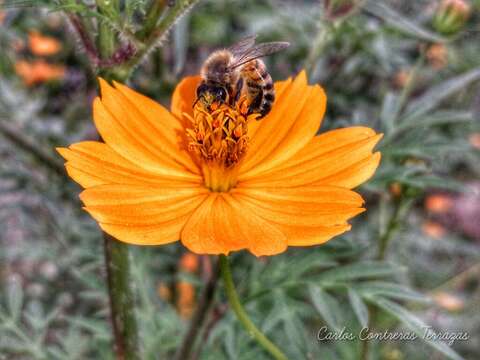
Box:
[425,194,453,214]
[176,281,196,318]
[58,71,382,256]
[393,69,412,88]
[156,282,172,301]
[389,182,402,197]
[179,252,199,273]
[469,133,480,149]
[426,44,448,70]
[15,59,65,86]
[422,221,446,239]
[28,30,62,56]
[433,292,465,311]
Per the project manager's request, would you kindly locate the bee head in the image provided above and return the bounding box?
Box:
[195,83,228,109]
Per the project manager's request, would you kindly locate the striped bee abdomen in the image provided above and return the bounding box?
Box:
[240,59,275,118]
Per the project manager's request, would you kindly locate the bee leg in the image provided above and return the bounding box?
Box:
[234,77,243,104]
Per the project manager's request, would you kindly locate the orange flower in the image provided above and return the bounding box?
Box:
[156,282,172,301]
[176,281,196,318]
[57,72,382,256]
[393,69,412,88]
[179,252,200,273]
[15,59,65,86]
[426,44,448,70]
[425,194,452,214]
[469,133,480,149]
[28,30,62,56]
[433,292,464,312]
[422,221,446,239]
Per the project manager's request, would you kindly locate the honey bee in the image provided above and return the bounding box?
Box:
[196,35,289,118]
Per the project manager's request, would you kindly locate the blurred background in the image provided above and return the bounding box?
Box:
[0,0,479,359]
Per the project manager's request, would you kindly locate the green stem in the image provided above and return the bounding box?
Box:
[138,0,168,40]
[96,1,140,354]
[219,255,288,360]
[96,0,117,59]
[376,196,414,261]
[104,235,140,360]
[305,22,332,78]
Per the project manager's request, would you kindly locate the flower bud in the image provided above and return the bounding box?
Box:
[426,43,448,69]
[433,0,471,35]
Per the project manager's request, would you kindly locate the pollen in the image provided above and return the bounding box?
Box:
[185,98,257,192]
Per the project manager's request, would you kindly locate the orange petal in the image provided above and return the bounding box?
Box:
[231,186,365,227]
[241,72,320,174]
[240,127,382,189]
[57,142,201,188]
[171,75,202,121]
[97,79,199,175]
[181,193,287,256]
[110,80,199,174]
[231,186,364,248]
[92,97,196,181]
[99,220,186,246]
[241,76,327,179]
[283,224,352,246]
[316,152,381,189]
[80,184,207,245]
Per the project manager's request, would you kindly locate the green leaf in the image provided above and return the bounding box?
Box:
[355,281,431,303]
[364,1,447,43]
[347,289,369,328]
[384,142,471,159]
[309,285,345,332]
[370,297,465,360]
[397,110,473,131]
[404,68,480,121]
[400,175,465,191]
[284,252,338,279]
[313,262,405,285]
[379,92,400,133]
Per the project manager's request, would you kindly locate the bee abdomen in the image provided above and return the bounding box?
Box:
[241,60,275,118]
[259,74,275,117]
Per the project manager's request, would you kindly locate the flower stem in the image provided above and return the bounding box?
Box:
[104,235,140,360]
[96,3,140,353]
[219,255,288,360]
[96,0,118,59]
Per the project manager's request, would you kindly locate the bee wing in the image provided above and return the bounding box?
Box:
[228,42,290,69]
[228,35,258,56]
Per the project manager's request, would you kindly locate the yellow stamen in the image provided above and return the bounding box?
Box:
[186,98,257,192]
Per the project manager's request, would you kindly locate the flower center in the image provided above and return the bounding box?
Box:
[185,99,257,192]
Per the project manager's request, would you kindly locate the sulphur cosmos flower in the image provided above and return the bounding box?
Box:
[57,71,381,256]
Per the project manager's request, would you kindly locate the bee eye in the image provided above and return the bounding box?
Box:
[215,87,227,100]
[196,83,208,97]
